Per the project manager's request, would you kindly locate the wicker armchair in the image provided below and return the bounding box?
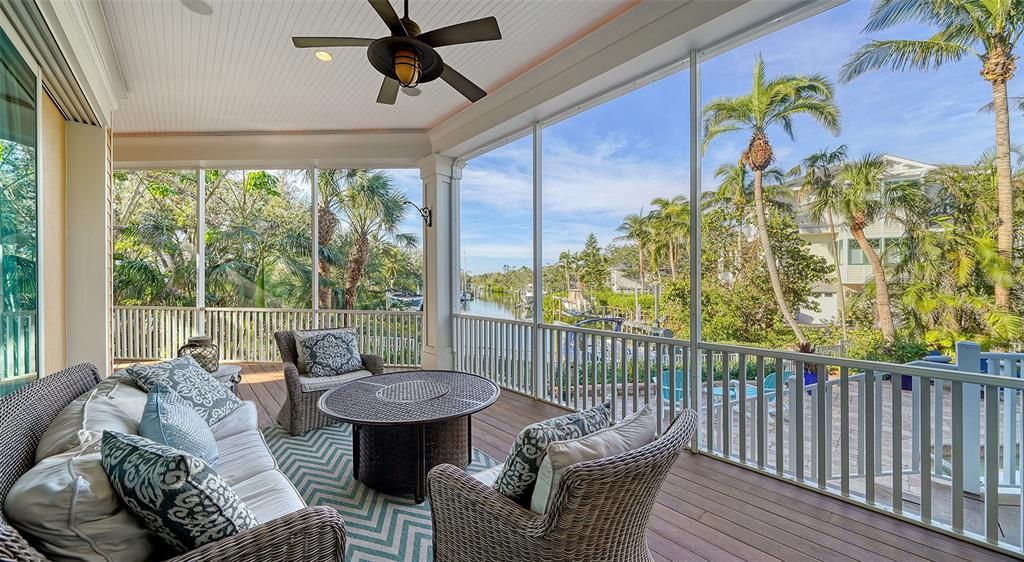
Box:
[427,408,698,562]
[274,329,386,436]
[0,363,347,562]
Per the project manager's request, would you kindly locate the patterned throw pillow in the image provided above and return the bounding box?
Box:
[127,356,242,425]
[139,383,220,464]
[294,329,362,377]
[100,431,258,553]
[493,402,611,506]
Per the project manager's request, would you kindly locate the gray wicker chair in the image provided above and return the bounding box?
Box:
[274,329,386,436]
[427,408,698,562]
[0,363,347,562]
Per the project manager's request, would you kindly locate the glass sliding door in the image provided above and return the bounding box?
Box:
[0,26,38,391]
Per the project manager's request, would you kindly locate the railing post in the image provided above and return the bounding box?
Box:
[956,341,982,495]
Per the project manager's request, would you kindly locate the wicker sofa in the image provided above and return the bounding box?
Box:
[0,363,346,562]
[427,408,698,562]
[274,329,385,435]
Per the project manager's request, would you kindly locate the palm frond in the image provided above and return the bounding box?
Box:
[841,39,972,82]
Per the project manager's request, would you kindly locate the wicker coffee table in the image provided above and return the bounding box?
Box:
[319,370,499,503]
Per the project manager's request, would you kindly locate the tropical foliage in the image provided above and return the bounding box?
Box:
[113,169,421,310]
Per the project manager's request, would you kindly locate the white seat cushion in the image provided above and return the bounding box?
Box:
[5,448,155,562]
[230,471,305,523]
[298,369,371,393]
[214,430,278,486]
[210,401,258,440]
[530,405,658,514]
[35,378,148,462]
[471,465,503,487]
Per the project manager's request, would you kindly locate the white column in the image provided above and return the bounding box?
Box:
[311,166,320,327]
[66,123,112,376]
[196,168,206,334]
[688,50,702,449]
[419,154,456,369]
[531,124,543,397]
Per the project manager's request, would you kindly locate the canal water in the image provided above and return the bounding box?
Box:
[460,292,531,320]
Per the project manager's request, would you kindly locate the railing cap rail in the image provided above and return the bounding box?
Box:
[701,340,1024,389]
[114,306,423,316]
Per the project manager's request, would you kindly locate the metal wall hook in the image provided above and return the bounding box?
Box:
[405,200,432,227]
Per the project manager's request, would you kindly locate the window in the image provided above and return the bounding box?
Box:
[113,170,198,306]
[315,168,423,310]
[847,238,880,266]
[204,170,311,308]
[0,27,38,387]
[459,136,534,320]
[542,69,690,331]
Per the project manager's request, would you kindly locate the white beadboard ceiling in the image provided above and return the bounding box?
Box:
[100,0,635,134]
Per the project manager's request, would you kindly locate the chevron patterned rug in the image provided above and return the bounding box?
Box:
[263,423,498,561]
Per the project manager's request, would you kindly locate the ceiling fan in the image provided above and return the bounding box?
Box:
[292,0,501,105]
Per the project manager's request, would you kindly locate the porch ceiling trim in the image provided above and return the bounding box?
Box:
[112,130,432,170]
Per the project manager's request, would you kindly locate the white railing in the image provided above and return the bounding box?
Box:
[453,313,1024,557]
[454,314,691,434]
[112,306,422,366]
[2,311,36,380]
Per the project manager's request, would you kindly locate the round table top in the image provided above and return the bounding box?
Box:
[318,370,500,426]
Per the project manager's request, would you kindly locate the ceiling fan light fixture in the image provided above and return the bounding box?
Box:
[314,50,333,62]
[393,48,421,87]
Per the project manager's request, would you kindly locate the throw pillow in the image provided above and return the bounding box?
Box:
[139,383,220,464]
[294,329,362,377]
[493,402,611,506]
[127,356,242,425]
[530,404,658,514]
[100,431,258,553]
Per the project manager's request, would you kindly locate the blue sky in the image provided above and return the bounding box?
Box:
[401,0,1024,274]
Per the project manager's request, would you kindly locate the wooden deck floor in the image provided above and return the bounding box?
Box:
[231,362,1012,562]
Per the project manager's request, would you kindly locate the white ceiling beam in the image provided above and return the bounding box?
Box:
[113,130,432,169]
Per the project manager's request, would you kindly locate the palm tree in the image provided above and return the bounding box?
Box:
[705,162,790,276]
[841,0,1024,312]
[308,169,367,307]
[797,145,850,343]
[834,153,925,342]
[648,195,689,279]
[703,54,841,343]
[616,212,652,290]
[896,156,1022,348]
[333,171,408,308]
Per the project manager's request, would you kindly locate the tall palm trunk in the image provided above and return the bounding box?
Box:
[344,235,369,309]
[827,214,849,344]
[851,225,895,342]
[753,169,807,343]
[992,79,1014,310]
[317,206,337,308]
[637,243,646,291]
[668,241,677,279]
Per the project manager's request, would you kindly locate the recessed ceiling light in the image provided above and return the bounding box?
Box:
[181,0,213,16]
[314,51,333,62]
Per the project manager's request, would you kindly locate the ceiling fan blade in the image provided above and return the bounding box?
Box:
[377,77,400,105]
[368,0,407,36]
[441,65,486,103]
[418,17,501,48]
[292,37,374,48]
